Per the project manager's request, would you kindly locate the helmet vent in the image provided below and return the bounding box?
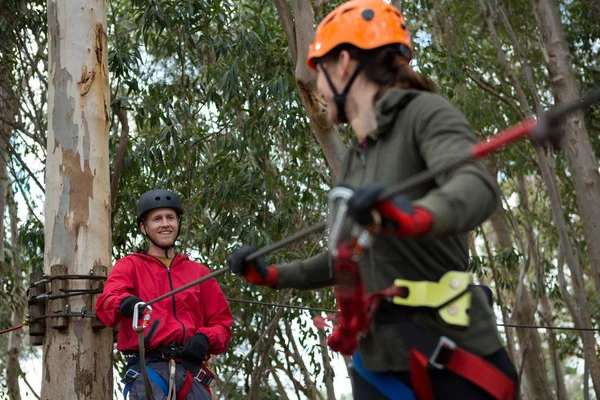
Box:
[155,196,161,201]
[361,9,374,21]
[323,14,336,25]
[166,196,171,200]
[341,7,356,15]
[386,8,402,18]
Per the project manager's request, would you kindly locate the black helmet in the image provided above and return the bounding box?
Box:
[137,189,183,224]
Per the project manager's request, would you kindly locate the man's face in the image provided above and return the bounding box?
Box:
[140,208,179,249]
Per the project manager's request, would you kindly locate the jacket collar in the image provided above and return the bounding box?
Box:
[368,88,421,140]
[132,252,188,266]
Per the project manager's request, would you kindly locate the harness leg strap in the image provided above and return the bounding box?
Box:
[176,371,194,400]
[376,307,515,400]
[410,345,516,400]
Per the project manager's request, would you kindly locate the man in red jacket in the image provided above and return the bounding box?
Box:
[96,189,232,399]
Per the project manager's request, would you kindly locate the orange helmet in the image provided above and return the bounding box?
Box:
[307,0,413,70]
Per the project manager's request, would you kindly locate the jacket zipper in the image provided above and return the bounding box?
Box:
[358,140,379,289]
[165,256,186,344]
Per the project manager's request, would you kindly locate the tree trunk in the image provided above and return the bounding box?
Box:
[518,176,569,400]
[7,184,24,400]
[318,327,336,400]
[0,79,19,400]
[539,296,569,400]
[488,180,553,399]
[273,0,346,179]
[532,0,600,294]
[0,83,16,261]
[43,1,113,399]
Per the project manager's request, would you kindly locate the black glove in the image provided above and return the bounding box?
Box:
[346,184,385,226]
[179,333,210,362]
[227,245,267,278]
[119,296,143,318]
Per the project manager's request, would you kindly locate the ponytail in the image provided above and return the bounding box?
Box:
[314,44,439,101]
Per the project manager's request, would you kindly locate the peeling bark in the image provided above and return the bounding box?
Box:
[43,1,113,399]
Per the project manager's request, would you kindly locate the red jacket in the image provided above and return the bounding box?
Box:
[96,253,232,355]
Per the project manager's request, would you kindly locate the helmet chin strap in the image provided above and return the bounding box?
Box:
[321,61,364,123]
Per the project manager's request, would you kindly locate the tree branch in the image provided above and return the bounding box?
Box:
[292,0,316,85]
[273,0,297,66]
[110,107,129,228]
[0,136,45,194]
[462,67,525,119]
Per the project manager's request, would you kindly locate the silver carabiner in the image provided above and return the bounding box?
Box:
[132,301,152,332]
[327,186,355,258]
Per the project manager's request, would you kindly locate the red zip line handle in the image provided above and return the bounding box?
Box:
[471,118,537,158]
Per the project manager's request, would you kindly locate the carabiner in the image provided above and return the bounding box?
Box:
[327,186,355,258]
[328,186,382,256]
[132,301,152,332]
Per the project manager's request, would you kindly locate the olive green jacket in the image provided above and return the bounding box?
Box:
[274,88,504,371]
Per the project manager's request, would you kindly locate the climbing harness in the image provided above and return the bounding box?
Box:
[128,302,215,400]
[321,189,516,400]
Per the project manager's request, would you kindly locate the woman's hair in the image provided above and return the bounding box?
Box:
[316,44,439,100]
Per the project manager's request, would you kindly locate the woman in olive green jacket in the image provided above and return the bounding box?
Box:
[227,1,518,399]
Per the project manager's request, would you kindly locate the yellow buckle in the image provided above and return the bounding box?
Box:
[392,271,472,327]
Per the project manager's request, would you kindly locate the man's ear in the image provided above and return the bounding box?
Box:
[140,223,147,235]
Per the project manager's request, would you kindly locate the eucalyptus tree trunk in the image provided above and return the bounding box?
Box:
[0,84,15,256]
[488,207,554,400]
[318,327,337,400]
[0,78,20,400]
[539,296,569,400]
[43,1,113,398]
[273,0,346,179]
[532,0,600,293]
[6,184,24,400]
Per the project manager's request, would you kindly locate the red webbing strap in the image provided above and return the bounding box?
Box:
[410,350,435,400]
[410,348,515,400]
[176,371,194,400]
[327,241,368,356]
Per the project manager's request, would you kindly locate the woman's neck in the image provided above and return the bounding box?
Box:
[347,82,379,142]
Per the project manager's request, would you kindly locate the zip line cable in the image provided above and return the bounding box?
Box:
[4,296,598,336]
[224,297,600,332]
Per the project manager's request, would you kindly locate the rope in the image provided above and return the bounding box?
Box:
[138,330,156,400]
[0,324,25,335]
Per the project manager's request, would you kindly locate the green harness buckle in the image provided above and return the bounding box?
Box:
[391,271,473,327]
